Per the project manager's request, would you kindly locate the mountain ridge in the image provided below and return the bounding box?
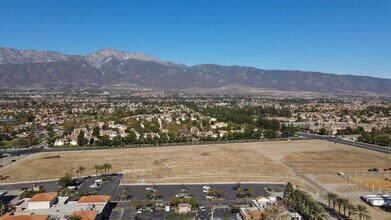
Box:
[0,47,390,95]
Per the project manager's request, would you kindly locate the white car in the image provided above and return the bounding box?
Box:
[137,208,143,214]
[206,195,215,199]
[94,179,103,183]
[199,206,206,211]
[89,183,99,188]
[202,186,211,193]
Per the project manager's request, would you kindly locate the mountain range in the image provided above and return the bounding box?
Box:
[0,47,390,95]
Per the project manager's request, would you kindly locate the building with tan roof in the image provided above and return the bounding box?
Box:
[0,214,49,220]
[27,193,58,210]
[72,210,98,220]
[77,195,111,204]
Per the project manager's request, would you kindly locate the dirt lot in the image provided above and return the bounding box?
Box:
[0,140,388,188]
[0,140,389,217]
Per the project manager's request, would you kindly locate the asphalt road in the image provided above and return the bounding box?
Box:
[298,132,391,154]
[0,180,59,192]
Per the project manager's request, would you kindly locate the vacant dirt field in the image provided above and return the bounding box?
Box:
[0,140,389,192]
[1,140,389,217]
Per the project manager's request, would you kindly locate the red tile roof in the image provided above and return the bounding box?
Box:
[77,195,110,204]
[250,210,264,219]
[28,193,57,202]
[0,214,49,220]
[73,210,98,220]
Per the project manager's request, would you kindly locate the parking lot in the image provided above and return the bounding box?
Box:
[112,183,285,220]
[0,175,285,220]
[115,183,284,202]
[75,174,122,199]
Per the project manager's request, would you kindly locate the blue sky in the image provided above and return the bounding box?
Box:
[0,0,390,78]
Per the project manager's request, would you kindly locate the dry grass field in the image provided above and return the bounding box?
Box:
[284,146,391,193]
[0,140,389,193]
[1,140,389,218]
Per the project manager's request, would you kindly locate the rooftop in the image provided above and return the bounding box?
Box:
[73,210,98,220]
[28,193,57,202]
[0,214,49,220]
[77,195,110,204]
[15,201,106,220]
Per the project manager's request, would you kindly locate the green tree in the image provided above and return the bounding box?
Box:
[263,204,279,220]
[58,173,73,189]
[346,203,357,219]
[77,131,86,146]
[341,198,350,216]
[121,189,130,200]
[59,187,74,197]
[94,165,100,174]
[92,126,100,137]
[356,205,371,220]
[103,163,112,174]
[326,192,338,209]
[76,166,85,178]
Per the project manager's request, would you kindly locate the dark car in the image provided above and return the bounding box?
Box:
[373,168,379,172]
[231,186,239,191]
[11,159,16,162]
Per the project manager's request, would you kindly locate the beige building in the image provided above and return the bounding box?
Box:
[27,193,58,210]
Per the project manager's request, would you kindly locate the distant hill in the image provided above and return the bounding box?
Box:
[0,47,390,95]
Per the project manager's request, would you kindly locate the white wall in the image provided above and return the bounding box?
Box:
[28,201,51,210]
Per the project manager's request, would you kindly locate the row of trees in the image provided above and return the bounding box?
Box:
[94,163,112,174]
[358,126,391,146]
[283,182,327,219]
[326,193,371,220]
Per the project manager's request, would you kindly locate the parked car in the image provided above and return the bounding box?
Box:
[145,187,155,192]
[199,206,206,212]
[206,195,215,199]
[94,179,103,183]
[231,186,239,190]
[89,183,99,188]
[137,208,143,214]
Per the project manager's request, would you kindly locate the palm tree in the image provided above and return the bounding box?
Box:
[341,198,350,216]
[310,204,327,220]
[103,163,112,174]
[335,197,344,213]
[326,192,338,209]
[356,204,371,220]
[94,165,100,175]
[346,203,357,219]
[77,166,85,178]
